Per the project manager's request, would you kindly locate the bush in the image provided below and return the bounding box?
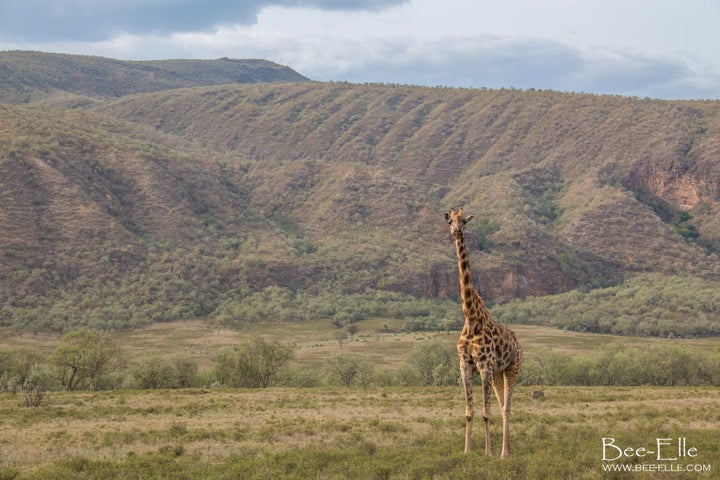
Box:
[22,364,53,407]
[213,337,295,388]
[517,355,546,386]
[132,355,199,389]
[132,359,174,389]
[326,355,374,387]
[51,330,124,391]
[407,339,458,386]
[276,367,323,387]
[0,348,44,393]
[172,356,199,388]
[538,344,719,386]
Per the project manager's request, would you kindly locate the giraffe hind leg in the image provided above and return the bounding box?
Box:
[500,357,522,458]
[492,371,507,458]
[479,368,493,456]
[492,370,505,409]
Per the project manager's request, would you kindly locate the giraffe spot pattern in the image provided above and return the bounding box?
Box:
[449,208,521,457]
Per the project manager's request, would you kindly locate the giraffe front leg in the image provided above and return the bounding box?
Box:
[480,368,493,456]
[493,371,510,458]
[459,358,474,453]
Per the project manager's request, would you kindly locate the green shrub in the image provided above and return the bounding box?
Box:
[213,337,295,388]
[21,364,53,407]
[132,359,174,389]
[407,339,458,386]
[492,273,720,337]
[0,348,44,393]
[51,330,124,391]
[326,354,374,387]
[538,344,718,386]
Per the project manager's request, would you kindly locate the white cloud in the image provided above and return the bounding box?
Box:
[1,0,718,99]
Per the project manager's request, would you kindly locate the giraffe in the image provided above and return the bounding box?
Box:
[444,208,523,458]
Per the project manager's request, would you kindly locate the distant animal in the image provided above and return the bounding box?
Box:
[531,390,545,403]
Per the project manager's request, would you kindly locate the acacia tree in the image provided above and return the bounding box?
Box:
[408,339,458,386]
[327,354,374,387]
[0,348,44,393]
[214,337,295,388]
[51,330,123,391]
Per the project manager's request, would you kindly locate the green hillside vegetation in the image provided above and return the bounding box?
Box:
[0,51,308,104]
[493,273,720,337]
[2,52,720,337]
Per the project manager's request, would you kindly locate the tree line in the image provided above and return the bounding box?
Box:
[492,273,720,337]
[3,331,719,407]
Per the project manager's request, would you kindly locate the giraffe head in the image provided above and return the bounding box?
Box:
[444,208,474,238]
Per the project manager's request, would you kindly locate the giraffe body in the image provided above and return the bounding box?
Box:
[445,208,523,458]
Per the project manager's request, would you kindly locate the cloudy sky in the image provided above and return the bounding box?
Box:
[1,0,718,99]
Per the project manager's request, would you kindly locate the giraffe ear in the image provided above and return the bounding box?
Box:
[444,212,451,222]
[465,215,475,223]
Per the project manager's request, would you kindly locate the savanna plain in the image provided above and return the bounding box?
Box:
[1,320,719,480]
[4,53,720,480]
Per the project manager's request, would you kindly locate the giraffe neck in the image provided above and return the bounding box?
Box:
[454,232,481,323]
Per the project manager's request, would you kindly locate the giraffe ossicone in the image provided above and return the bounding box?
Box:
[445,207,523,458]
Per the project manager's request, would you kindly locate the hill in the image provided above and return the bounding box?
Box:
[97,83,720,285]
[1,53,720,335]
[0,51,308,104]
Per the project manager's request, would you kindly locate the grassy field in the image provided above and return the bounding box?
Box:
[1,386,718,479]
[2,320,720,478]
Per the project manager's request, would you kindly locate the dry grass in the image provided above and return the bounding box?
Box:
[1,386,718,479]
[2,320,720,478]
